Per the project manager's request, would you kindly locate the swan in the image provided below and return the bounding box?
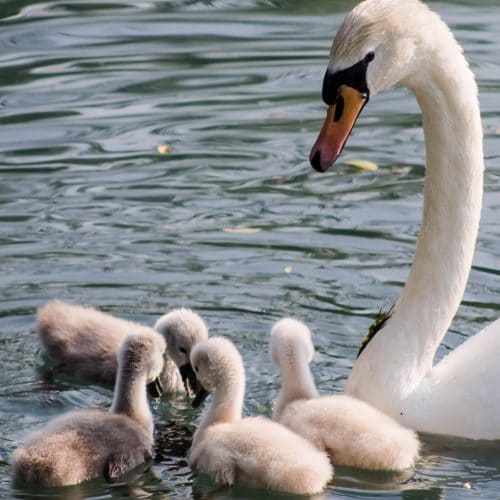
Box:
[309,0,500,440]
[188,337,333,495]
[270,318,419,470]
[12,328,165,487]
[37,300,208,394]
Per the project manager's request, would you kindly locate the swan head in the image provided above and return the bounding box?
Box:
[154,308,209,394]
[118,328,167,398]
[270,318,315,369]
[310,0,438,171]
[189,336,244,408]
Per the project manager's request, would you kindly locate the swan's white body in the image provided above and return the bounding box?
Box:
[271,318,419,470]
[316,0,500,439]
[38,301,208,394]
[189,337,332,495]
[12,329,165,487]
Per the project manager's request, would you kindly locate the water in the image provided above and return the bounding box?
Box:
[1,0,500,497]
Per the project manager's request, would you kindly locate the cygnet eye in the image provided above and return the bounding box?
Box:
[179,347,187,354]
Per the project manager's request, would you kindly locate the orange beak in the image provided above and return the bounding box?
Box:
[310,85,368,172]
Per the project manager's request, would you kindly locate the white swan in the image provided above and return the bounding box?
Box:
[309,0,500,440]
[12,329,165,487]
[188,337,332,495]
[38,300,208,394]
[270,318,419,470]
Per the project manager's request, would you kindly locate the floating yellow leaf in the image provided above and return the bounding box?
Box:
[344,159,378,171]
[157,145,173,154]
[284,265,292,273]
[223,227,260,234]
[463,483,472,489]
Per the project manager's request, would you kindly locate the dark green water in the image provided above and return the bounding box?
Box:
[1,0,500,498]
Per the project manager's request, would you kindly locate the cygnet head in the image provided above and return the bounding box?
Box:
[154,308,209,393]
[270,319,320,420]
[118,328,166,398]
[310,0,447,171]
[270,318,315,369]
[189,337,245,408]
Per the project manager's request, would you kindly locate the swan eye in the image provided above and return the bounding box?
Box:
[179,347,187,354]
[364,51,375,63]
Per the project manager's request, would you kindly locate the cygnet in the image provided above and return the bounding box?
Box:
[188,337,332,495]
[12,328,165,487]
[37,300,208,393]
[270,318,420,470]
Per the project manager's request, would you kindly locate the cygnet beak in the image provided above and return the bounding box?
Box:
[147,376,164,398]
[179,363,200,396]
[191,384,210,409]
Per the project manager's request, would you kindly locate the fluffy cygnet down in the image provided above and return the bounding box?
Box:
[12,328,165,487]
[188,337,333,495]
[270,318,420,470]
[37,300,208,393]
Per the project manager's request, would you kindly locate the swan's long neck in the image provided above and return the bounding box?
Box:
[346,29,484,414]
[192,364,245,447]
[111,369,153,437]
[273,350,319,421]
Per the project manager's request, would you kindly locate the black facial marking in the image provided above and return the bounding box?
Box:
[322,54,374,106]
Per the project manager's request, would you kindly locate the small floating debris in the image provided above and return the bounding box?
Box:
[284,265,293,273]
[223,227,260,234]
[265,112,284,121]
[157,144,173,154]
[391,165,412,174]
[344,159,378,171]
[463,482,472,489]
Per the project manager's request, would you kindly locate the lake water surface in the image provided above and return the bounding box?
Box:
[1,0,500,498]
